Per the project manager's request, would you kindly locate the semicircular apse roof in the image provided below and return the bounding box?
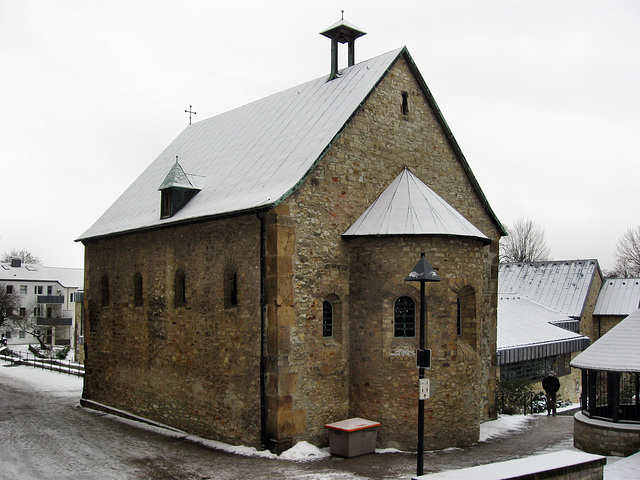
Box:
[342,167,490,242]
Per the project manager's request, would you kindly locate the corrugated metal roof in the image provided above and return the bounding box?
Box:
[342,167,489,241]
[571,308,640,372]
[594,277,640,315]
[498,260,599,318]
[0,263,83,288]
[77,48,404,241]
[497,296,590,364]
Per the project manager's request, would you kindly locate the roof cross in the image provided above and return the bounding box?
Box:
[184,105,197,125]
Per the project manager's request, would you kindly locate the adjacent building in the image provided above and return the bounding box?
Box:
[0,258,83,351]
[77,21,505,452]
[497,260,600,402]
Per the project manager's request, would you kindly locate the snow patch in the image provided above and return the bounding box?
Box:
[279,441,330,461]
[479,415,531,442]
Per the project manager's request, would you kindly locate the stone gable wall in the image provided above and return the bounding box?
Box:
[276,54,500,450]
[83,216,263,447]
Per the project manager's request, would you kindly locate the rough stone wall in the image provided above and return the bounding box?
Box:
[347,236,490,449]
[277,54,500,450]
[82,215,263,447]
[575,413,640,456]
[593,315,624,340]
[580,269,603,341]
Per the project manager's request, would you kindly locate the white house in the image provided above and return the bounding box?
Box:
[0,258,83,350]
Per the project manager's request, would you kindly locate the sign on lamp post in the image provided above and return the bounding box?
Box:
[405,252,441,477]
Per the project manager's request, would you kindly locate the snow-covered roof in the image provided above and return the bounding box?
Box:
[571,309,640,372]
[343,167,489,242]
[497,296,590,365]
[77,48,404,241]
[594,278,640,316]
[498,260,600,318]
[0,263,83,289]
[77,47,504,242]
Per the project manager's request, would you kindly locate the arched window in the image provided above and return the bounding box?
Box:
[175,270,186,307]
[456,298,462,336]
[323,300,333,337]
[101,275,109,307]
[458,286,477,349]
[394,296,415,337]
[134,272,143,307]
[224,269,238,309]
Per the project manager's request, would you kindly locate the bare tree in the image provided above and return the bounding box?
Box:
[500,217,551,262]
[1,249,42,265]
[609,226,640,278]
[6,302,50,350]
[0,282,21,329]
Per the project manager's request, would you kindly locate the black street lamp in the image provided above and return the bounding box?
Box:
[405,252,441,477]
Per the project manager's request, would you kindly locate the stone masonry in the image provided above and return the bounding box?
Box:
[82,52,502,452]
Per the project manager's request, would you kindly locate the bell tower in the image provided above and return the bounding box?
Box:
[320,14,366,80]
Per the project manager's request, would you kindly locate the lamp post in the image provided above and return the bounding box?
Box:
[405,252,441,477]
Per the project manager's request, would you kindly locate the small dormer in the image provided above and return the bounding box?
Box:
[320,14,366,81]
[158,157,200,219]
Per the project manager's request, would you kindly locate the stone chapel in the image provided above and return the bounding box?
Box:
[77,19,505,452]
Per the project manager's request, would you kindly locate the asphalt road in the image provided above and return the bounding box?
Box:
[0,362,578,480]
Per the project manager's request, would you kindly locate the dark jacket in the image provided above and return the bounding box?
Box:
[542,375,560,394]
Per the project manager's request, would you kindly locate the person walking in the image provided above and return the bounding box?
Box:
[542,371,560,416]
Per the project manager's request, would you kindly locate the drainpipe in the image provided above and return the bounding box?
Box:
[257,212,267,449]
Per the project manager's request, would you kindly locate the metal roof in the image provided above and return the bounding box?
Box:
[594,277,640,316]
[343,167,490,242]
[77,46,505,242]
[497,296,590,365]
[158,159,199,191]
[0,263,83,289]
[571,308,640,372]
[77,48,404,241]
[498,260,600,318]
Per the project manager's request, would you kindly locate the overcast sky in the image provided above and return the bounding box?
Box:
[1,0,638,271]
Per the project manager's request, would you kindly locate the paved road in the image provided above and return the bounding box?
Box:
[0,362,577,479]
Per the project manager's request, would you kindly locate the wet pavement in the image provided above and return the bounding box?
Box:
[0,361,579,479]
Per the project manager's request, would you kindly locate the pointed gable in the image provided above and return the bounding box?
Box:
[77,47,504,242]
[158,159,197,191]
[343,167,490,242]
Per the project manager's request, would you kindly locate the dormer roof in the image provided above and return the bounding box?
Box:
[158,159,198,191]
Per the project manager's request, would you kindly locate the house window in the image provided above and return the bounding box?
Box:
[34,286,43,295]
[47,286,52,295]
[134,272,143,307]
[394,296,415,337]
[20,285,27,295]
[402,91,409,115]
[323,300,333,337]
[224,269,238,309]
[19,307,26,317]
[457,298,462,336]
[6,285,13,294]
[5,331,11,339]
[19,330,25,339]
[101,275,110,307]
[175,270,186,307]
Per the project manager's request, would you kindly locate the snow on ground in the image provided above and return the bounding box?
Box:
[2,359,638,478]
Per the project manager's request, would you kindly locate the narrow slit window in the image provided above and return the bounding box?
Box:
[175,270,186,307]
[134,272,143,307]
[101,275,109,307]
[402,91,409,116]
[323,300,333,337]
